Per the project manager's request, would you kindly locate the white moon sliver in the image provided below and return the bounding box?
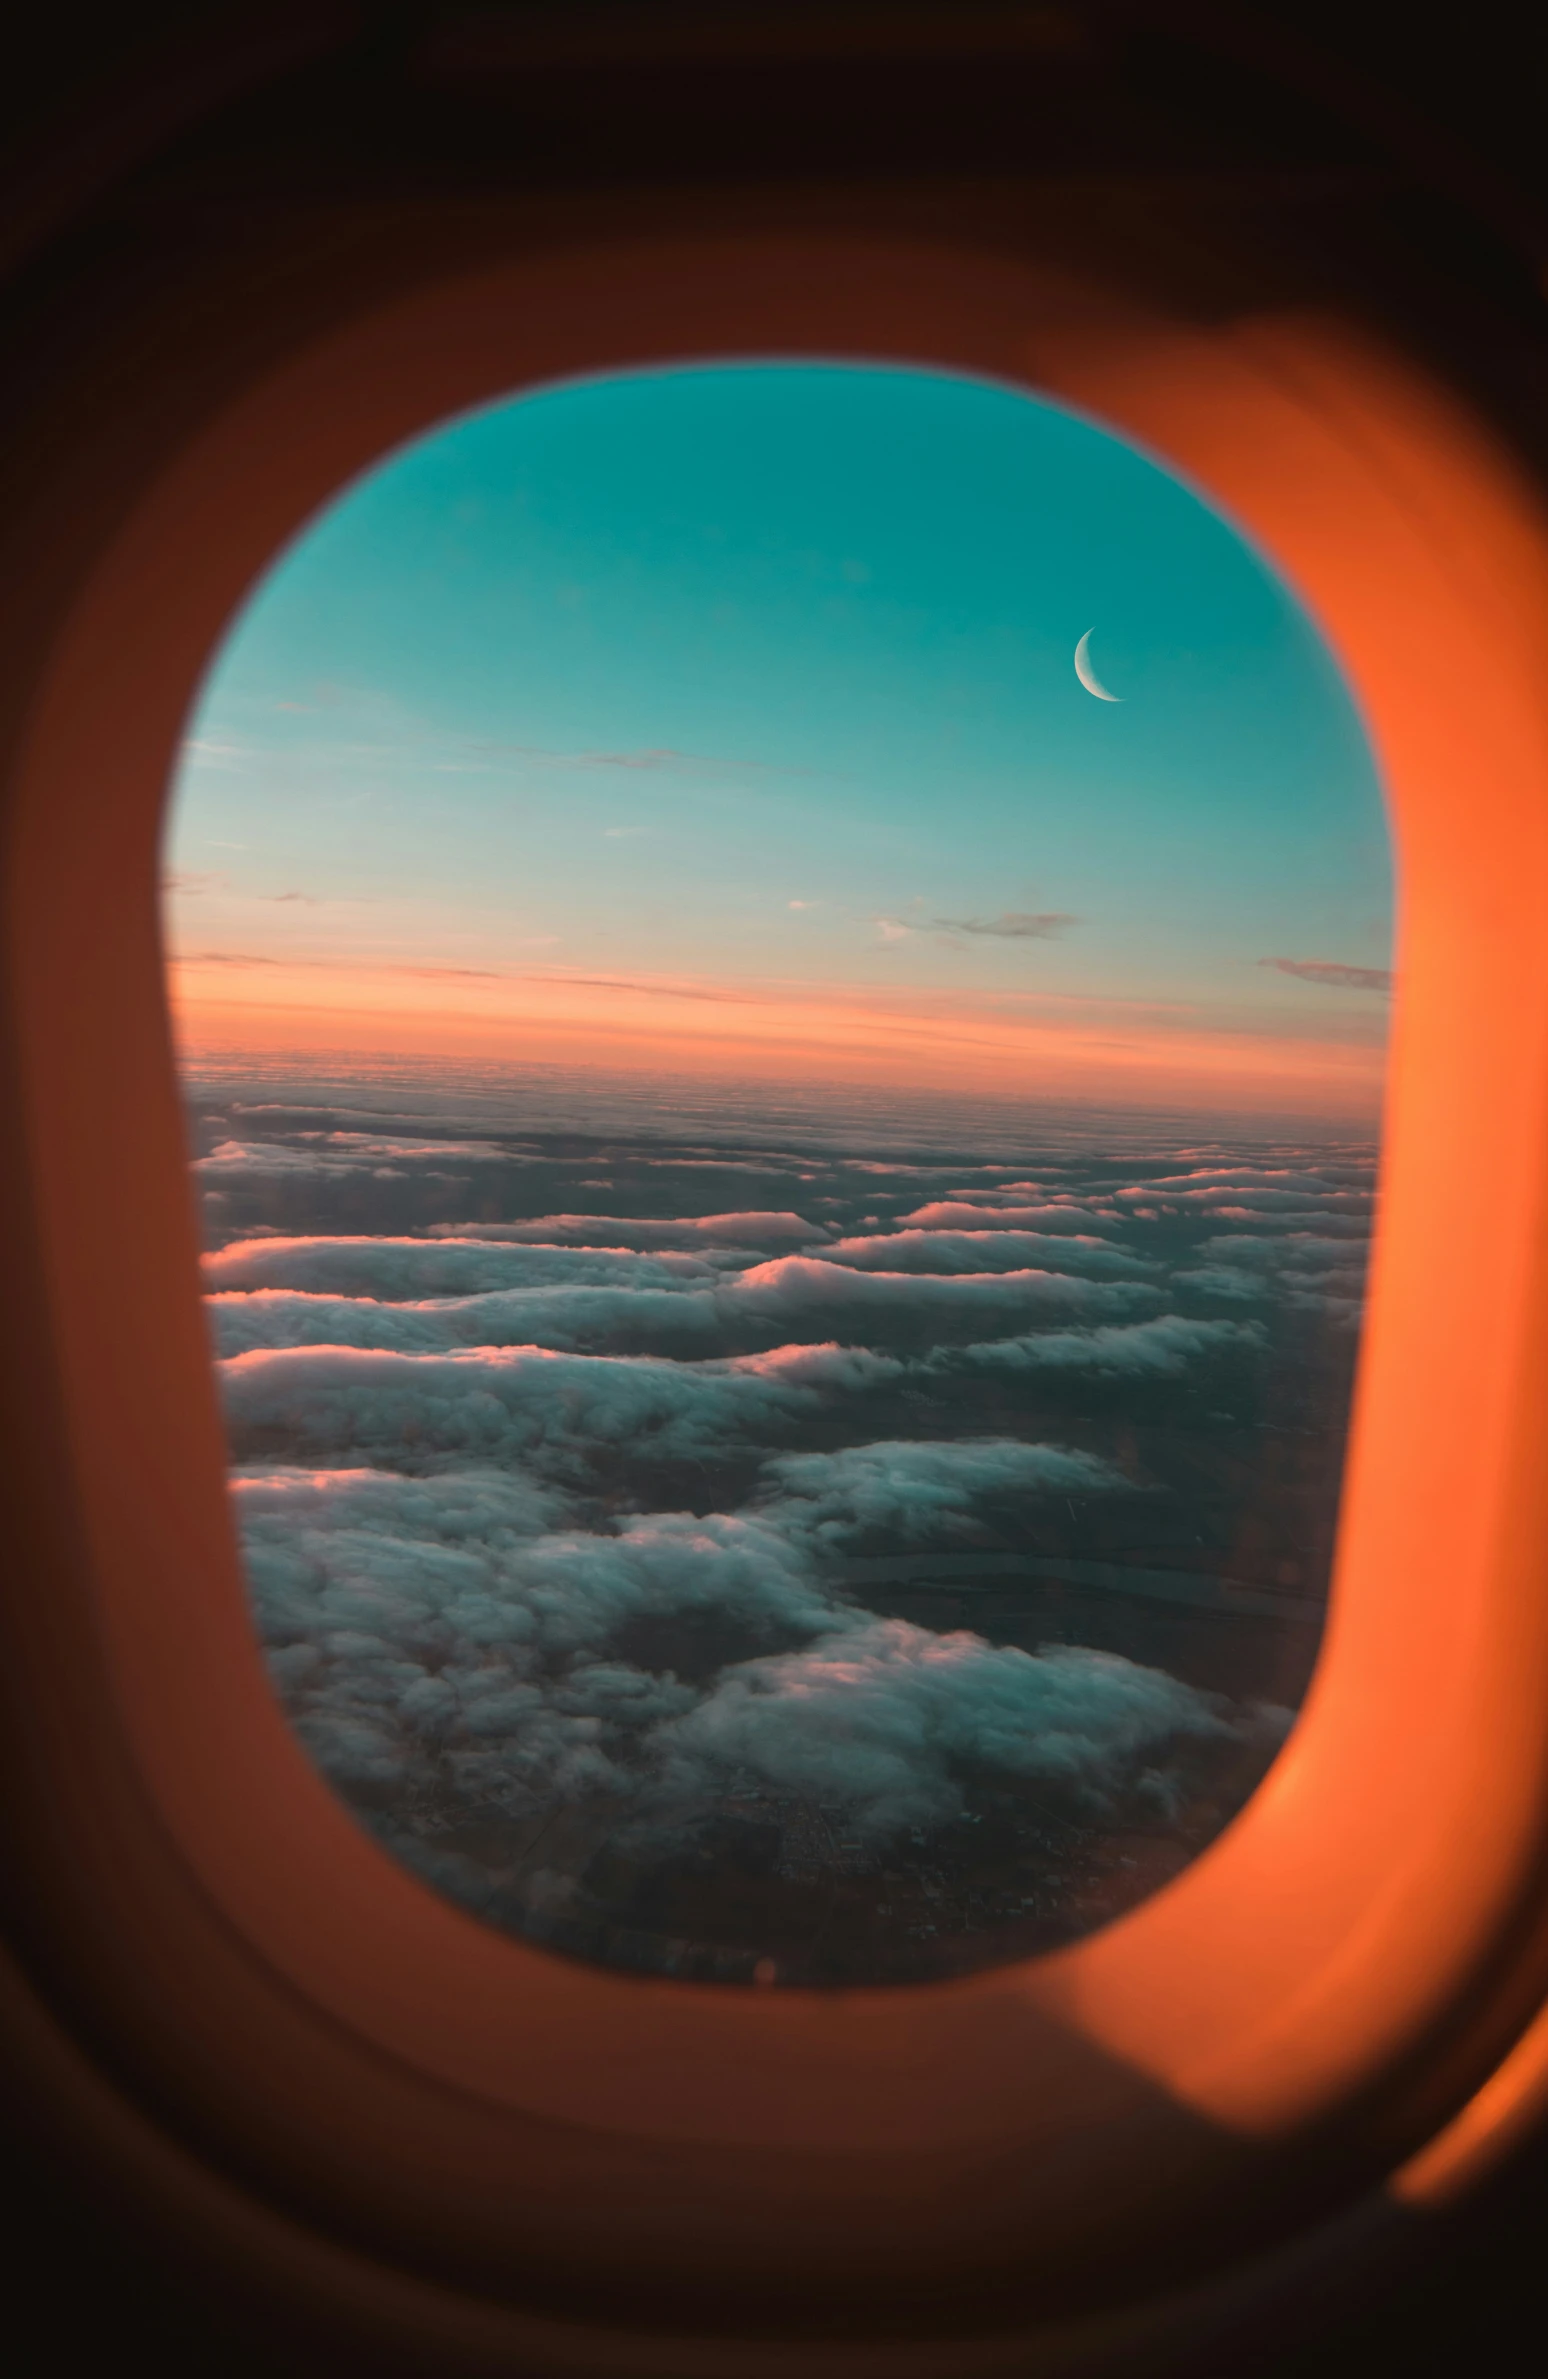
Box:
[1074,628,1123,702]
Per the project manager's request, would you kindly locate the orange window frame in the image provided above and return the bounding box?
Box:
[7,228,1548,2347]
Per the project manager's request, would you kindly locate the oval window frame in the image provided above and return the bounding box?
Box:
[8,227,1548,2334]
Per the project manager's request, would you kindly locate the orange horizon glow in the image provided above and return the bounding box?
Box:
[168,953,1386,1118]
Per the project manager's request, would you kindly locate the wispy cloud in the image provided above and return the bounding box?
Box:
[538,972,762,1006]
[180,738,248,767]
[934,912,1077,940]
[183,692,814,785]
[875,910,1077,944]
[466,739,817,779]
[180,949,283,967]
[1259,958,1392,993]
[164,875,326,907]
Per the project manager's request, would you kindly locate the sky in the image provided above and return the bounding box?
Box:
[164,362,1394,1121]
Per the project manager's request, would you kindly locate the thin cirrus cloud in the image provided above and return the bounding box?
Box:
[462,740,817,779]
[934,912,1079,940]
[874,910,1077,944]
[164,880,323,904]
[1259,957,1393,992]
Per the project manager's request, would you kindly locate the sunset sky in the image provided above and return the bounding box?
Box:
[164,362,1393,1117]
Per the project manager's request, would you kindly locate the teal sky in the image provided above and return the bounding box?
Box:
[164,362,1393,1103]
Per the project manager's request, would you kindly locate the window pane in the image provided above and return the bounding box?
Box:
[165,364,1390,1986]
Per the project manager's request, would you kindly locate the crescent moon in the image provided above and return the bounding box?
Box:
[1074,629,1123,702]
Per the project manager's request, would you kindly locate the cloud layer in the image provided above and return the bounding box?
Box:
[241,1446,1256,1861]
[425,1211,828,1251]
[198,1115,1367,1967]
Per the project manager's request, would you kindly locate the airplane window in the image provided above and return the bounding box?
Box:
[162,362,1391,1988]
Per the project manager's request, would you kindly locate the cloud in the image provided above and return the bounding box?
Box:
[754,1436,1129,1550]
[873,910,1077,945]
[1283,1290,1365,1327]
[207,1244,1161,1341]
[197,1124,1353,1943]
[179,737,247,766]
[220,1341,904,1474]
[817,1229,1155,1279]
[237,1459,564,1557]
[838,1159,993,1178]
[1115,1167,1351,1194]
[487,744,806,777]
[241,1475,842,1808]
[1204,1211,1370,1237]
[239,1467,843,1665]
[719,1256,1163,1340]
[425,1212,828,1252]
[1175,1235,1369,1320]
[1169,1265,1267,1301]
[932,912,1077,939]
[900,1201,1117,1233]
[194,1135,514,1179]
[628,1157,808,1174]
[176,949,288,968]
[650,1622,1239,1840]
[223,1104,543,1134]
[204,1236,720,1296]
[937,1314,1266,1376]
[1195,1233,1367,1272]
[1207,1212,1371,1239]
[1113,1177,1369,1212]
[208,1250,1157,1364]
[1259,957,1393,992]
[208,1283,729,1360]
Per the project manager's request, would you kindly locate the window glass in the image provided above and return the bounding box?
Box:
[164,364,1390,1985]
